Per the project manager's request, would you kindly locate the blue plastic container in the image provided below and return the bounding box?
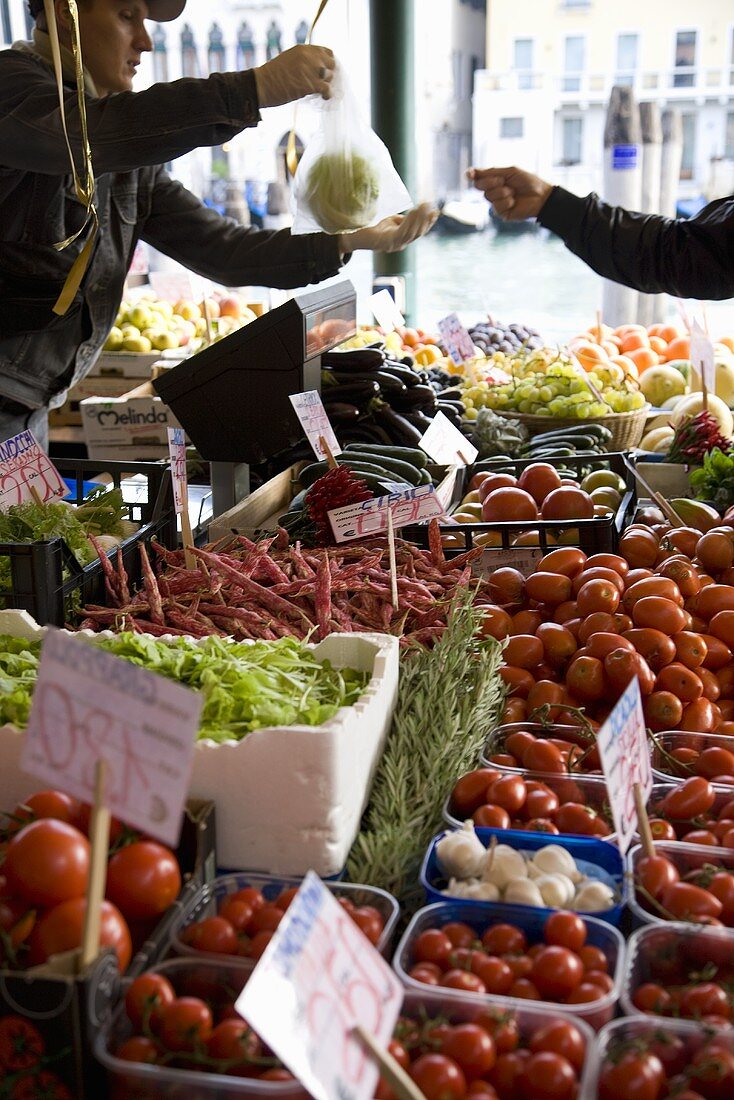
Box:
[421,826,627,925]
[393,900,625,1030]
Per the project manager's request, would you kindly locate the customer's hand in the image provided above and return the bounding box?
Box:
[468,166,553,221]
[253,45,336,108]
[342,203,438,253]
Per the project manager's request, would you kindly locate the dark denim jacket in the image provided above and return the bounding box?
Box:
[0,49,343,409]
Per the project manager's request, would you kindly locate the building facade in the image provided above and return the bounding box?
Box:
[474,0,733,203]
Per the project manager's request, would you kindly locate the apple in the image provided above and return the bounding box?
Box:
[173,318,196,345]
[218,294,244,320]
[174,299,201,322]
[103,326,123,351]
[120,324,141,339]
[122,334,152,353]
[151,330,181,351]
[151,300,174,319]
[126,304,154,331]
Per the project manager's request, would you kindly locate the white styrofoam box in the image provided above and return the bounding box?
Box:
[81,394,182,449]
[0,614,399,876]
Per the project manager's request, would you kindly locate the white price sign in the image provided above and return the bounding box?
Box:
[438,312,475,364]
[148,271,205,303]
[21,629,202,847]
[289,391,342,461]
[596,677,652,853]
[419,412,478,466]
[472,547,542,578]
[329,483,445,543]
[369,290,405,333]
[167,428,188,515]
[237,872,403,1100]
[0,431,68,510]
[690,319,715,394]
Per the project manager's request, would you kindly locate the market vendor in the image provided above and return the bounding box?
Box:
[0,0,436,448]
[468,165,733,301]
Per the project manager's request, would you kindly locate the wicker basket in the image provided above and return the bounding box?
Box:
[495,406,649,451]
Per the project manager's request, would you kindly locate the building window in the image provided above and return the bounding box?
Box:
[152,24,168,83]
[266,20,282,61]
[208,22,226,73]
[726,112,734,158]
[500,117,524,139]
[237,22,255,70]
[680,111,696,179]
[561,117,583,164]
[673,30,696,88]
[513,38,534,90]
[615,33,638,85]
[180,24,198,78]
[0,0,11,45]
[563,35,585,92]
[295,20,308,45]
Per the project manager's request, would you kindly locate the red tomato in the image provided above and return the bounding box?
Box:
[442,1024,497,1080]
[523,787,560,821]
[522,740,566,774]
[572,567,625,596]
[183,916,238,955]
[675,632,709,669]
[207,1018,262,1065]
[4,820,90,909]
[478,474,517,501]
[443,922,477,949]
[565,655,606,702]
[482,487,538,523]
[541,487,594,521]
[536,624,577,670]
[488,569,526,606]
[471,955,514,996]
[530,946,584,1000]
[636,854,680,899]
[633,596,687,633]
[11,791,82,831]
[409,964,441,986]
[632,982,673,1014]
[707,872,734,923]
[584,632,633,660]
[542,912,586,953]
[537,548,587,578]
[352,906,384,945]
[116,1036,160,1064]
[661,777,715,819]
[413,929,452,967]
[680,698,717,732]
[508,978,541,1000]
[624,576,684,609]
[528,1020,585,1073]
[518,464,563,506]
[522,1052,578,1100]
[690,1042,734,1100]
[586,553,629,577]
[680,983,732,1020]
[486,775,526,815]
[488,1050,531,1100]
[655,664,704,703]
[451,769,499,817]
[554,803,605,836]
[124,972,176,1032]
[473,805,512,829]
[503,634,544,669]
[480,606,514,640]
[0,1016,45,1072]
[644,691,684,731]
[410,1054,468,1100]
[106,841,181,921]
[661,881,723,922]
[698,747,734,778]
[576,579,621,617]
[598,1051,665,1100]
[525,573,573,607]
[159,997,213,1052]
[481,923,527,955]
[441,970,487,995]
[605,649,655,695]
[29,897,131,970]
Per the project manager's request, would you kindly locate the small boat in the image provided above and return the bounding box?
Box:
[433,197,489,235]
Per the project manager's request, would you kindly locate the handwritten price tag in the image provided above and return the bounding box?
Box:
[690,319,715,393]
[21,629,202,847]
[0,431,69,510]
[167,428,188,515]
[369,289,405,333]
[473,547,542,578]
[237,872,403,1100]
[329,484,444,543]
[438,312,475,364]
[289,391,342,461]
[596,677,651,853]
[419,412,478,466]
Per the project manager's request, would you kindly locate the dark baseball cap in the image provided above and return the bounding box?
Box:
[29,0,186,21]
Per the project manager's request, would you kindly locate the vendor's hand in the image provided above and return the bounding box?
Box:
[253,45,336,108]
[467,166,553,221]
[343,203,438,254]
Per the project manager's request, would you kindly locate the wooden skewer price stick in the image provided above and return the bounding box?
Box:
[386,507,399,611]
[354,1026,426,1100]
[701,376,709,415]
[596,309,603,345]
[80,759,112,970]
[319,434,339,470]
[201,296,214,344]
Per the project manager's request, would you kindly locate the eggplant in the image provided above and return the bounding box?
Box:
[404,410,434,431]
[389,385,439,412]
[321,380,381,404]
[370,401,424,446]
[324,402,362,423]
[321,347,385,370]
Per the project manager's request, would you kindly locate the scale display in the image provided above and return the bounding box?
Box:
[153,281,357,463]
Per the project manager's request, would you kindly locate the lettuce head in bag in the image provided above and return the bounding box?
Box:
[291,61,411,235]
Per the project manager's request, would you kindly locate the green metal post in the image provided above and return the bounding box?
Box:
[369,0,417,321]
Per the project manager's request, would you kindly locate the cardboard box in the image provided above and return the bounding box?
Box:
[51,376,151,428]
[88,351,167,377]
[81,394,183,457]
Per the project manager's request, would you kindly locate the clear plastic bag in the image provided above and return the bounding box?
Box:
[291,61,411,235]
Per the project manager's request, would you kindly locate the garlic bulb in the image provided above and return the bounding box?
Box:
[483,845,528,889]
[503,879,544,907]
[436,822,487,880]
[573,881,615,912]
[534,873,575,908]
[531,845,583,883]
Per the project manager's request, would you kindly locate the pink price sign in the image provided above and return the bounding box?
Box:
[596,676,652,853]
[329,484,445,543]
[0,431,68,509]
[21,629,202,847]
[237,872,403,1100]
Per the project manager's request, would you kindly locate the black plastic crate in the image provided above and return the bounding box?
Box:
[402,452,636,558]
[0,458,176,626]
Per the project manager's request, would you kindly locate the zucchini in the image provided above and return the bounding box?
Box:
[336,450,422,485]
[344,443,428,468]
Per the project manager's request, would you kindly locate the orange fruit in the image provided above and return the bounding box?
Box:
[658,324,682,344]
[620,330,651,353]
[649,335,668,356]
[664,335,691,361]
[627,346,659,372]
[648,323,666,337]
[720,336,734,355]
[574,343,609,370]
[611,354,639,379]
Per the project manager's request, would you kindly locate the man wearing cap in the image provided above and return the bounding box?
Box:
[0,0,436,447]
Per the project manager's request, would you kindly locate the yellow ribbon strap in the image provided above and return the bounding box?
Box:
[43,0,98,315]
[286,0,333,176]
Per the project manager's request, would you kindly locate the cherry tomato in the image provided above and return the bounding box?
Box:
[523,788,559,821]
[352,906,385,946]
[10,1071,74,1099]
[183,916,238,955]
[698,747,734,778]
[530,946,583,1000]
[707,872,734,923]
[528,1020,585,1074]
[662,881,723,922]
[450,770,499,818]
[522,1052,578,1100]
[486,776,526,815]
[159,997,213,1052]
[106,841,181,921]
[409,964,442,986]
[409,1054,468,1100]
[29,897,131,970]
[218,898,254,932]
[508,978,541,1000]
[690,1042,734,1100]
[442,1024,497,1080]
[11,791,82,831]
[245,930,274,960]
[442,922,476,949]
[441,970,487,995]
[4,820,90,909]
[207,1018,262,1064]
[661,777,715,820]
[470,955,514,996]
[488,1050,531,1100]
[413,929,453,967]
[636,854,679,899]
[680,982,732,1020]
[542,912,586,953]
[124,972,175,1032]
[523,740,566,774]
[481,924,527,955]
[632,982,673,1014]
[116,1036,159,1064]
[473,805,512,829]
[248,905,283,934]
[598,1051,665,1100]
[0,1016,45,1072]
[649,819,677,842]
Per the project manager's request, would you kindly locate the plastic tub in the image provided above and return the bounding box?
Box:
[650,728,734,782]
[170,872,400,958]
[393,900,625,1030]
[621,921,734,1019]
[443,770,616,841]
[398,986,595,1097]
[481,722,603,776]
[590,1015,734,1099]
[421,826,627,925]
[95,956,308,1099]
[647,780,734,850]
[627,839,734,927]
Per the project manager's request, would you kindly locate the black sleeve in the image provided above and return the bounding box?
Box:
[538,186,734,300]
[140,168,345,290]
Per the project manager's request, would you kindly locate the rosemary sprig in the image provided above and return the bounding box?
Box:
[346,593,505,912]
